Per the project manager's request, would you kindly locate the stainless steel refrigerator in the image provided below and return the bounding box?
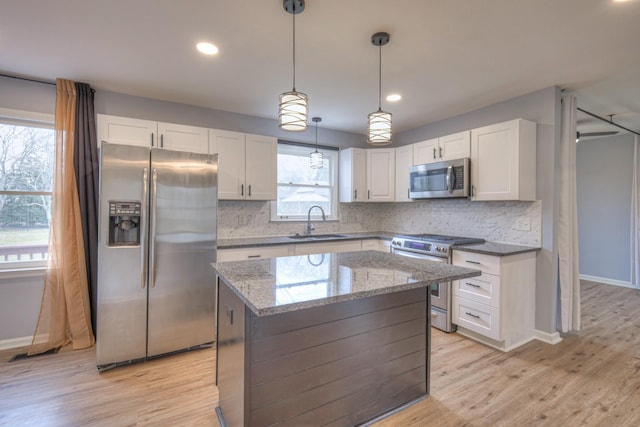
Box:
[96,142,217,370]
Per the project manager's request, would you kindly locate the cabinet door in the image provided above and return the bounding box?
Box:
[157,122,208,154]
[245,134,277,200]
[209,129,246,200]
[470,118,537,201]
[338,148,367,202]
[471,120,520,201]
[367,149,395,202]
[97,114,155,148]
[413,138,439,165]
[394,145,413,202]
[440,131,470,161]
[294,240,362,255]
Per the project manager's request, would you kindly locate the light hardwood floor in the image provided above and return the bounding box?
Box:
[1,280,639,426]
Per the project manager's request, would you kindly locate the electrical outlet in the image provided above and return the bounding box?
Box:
[515,217,531,231]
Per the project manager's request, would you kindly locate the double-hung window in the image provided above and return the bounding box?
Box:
[0,108,55,269]
[272,142,339,221]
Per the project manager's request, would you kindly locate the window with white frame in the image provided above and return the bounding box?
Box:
[271,143,339,221]
[0,108,55,269]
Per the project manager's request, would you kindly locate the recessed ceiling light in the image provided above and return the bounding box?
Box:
[196,42,219,55]
[386,94,402,102]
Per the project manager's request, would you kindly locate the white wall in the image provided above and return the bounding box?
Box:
[577,133,634,284]
[0,273,44,345]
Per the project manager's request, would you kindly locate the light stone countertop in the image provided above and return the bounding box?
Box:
[453,242,540,256]
[212,250,481,317]
[217,231,395,249]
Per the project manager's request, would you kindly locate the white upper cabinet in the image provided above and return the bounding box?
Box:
[244,133,277,200]
[470,118,536,201]
[439,131,471,161]
[413,131,470,165]
[209,129,277,200]
[97,114,208,153]
[157,122,208,154]
[394,145,413,202]
[97,115,156,148]
[367,148,395,202]
[339,148,367,202]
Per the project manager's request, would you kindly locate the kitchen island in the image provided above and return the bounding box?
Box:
[212,250,480,427]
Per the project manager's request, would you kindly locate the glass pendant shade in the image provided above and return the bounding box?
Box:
[310,150,323,168]
[279,90,309,131]
[367,108,392,145]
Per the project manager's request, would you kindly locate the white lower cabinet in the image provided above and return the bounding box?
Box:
[361,239,390,252]
[294,240,362,256]
[452,249,536,352]
[217,245,292,262]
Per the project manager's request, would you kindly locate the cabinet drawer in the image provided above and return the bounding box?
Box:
[454,273,500,307]
[452,250,500,275]
[217,245,291,262]
[294,240,362,255]
[453,296,500,341]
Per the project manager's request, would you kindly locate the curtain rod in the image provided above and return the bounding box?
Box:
[0,72,56,86]
[0,73,95,93]
[577,107,640,137]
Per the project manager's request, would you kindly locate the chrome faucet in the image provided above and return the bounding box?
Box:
[306,205,326,236]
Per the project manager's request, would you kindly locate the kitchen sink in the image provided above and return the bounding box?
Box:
[288,233,347,240]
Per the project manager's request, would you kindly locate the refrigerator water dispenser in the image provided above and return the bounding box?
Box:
[108,201,141,246]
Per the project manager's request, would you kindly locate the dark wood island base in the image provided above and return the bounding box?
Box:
[215,279,430,426]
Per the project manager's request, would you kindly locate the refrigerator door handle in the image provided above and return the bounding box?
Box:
[141,167,149,288]
[149,168,158,288]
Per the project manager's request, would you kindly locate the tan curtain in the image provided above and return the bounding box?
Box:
[29,79,95,355]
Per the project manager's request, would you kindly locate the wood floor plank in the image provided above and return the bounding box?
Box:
[1,280,639,426]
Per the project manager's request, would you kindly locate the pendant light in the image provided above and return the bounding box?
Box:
[367,32,392,145]
[279,0,308,132]
[310,117,323,169]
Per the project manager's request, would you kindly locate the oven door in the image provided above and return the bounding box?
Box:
[391,247,454,332]
[390,248,448,311]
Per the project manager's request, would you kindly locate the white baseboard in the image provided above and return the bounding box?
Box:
[580,274,635,289]
[0,336,32,351]
[533,329,562,345]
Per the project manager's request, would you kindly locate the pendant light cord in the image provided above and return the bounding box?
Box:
[292,6,296,91]
[378,44,382,110]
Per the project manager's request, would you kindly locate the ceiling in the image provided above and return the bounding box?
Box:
[1,0,640,137]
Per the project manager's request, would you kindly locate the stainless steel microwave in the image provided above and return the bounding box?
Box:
[409,158,470,199]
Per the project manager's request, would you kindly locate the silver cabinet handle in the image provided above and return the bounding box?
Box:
[465,282,481,288]
[149,168,158,288]
[151,133,154,147]
[140,167,149,289]
[248,184,252,197]
[354,189,357,200]
[465,312,481,319]
[433,147,436,160]
[160,134,164,148]
[241,184,244,196]
[439,146,443,158]
[247,255,261,259]
[465,260,481,265]
[407,188,410,199]
[368,190,370,199]
[472,185,476,197]
[225,306,234,325]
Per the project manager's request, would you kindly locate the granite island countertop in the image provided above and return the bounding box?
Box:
[212,250,481,316]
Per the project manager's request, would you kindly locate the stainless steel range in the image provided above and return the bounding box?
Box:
[390,233,484,332]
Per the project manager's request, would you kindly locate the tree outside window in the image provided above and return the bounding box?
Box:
[0,118,55,266]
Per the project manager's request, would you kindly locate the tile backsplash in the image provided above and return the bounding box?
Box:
[218,199,541,247]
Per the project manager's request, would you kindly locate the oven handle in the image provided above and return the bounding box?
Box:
[392,248,447,262]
